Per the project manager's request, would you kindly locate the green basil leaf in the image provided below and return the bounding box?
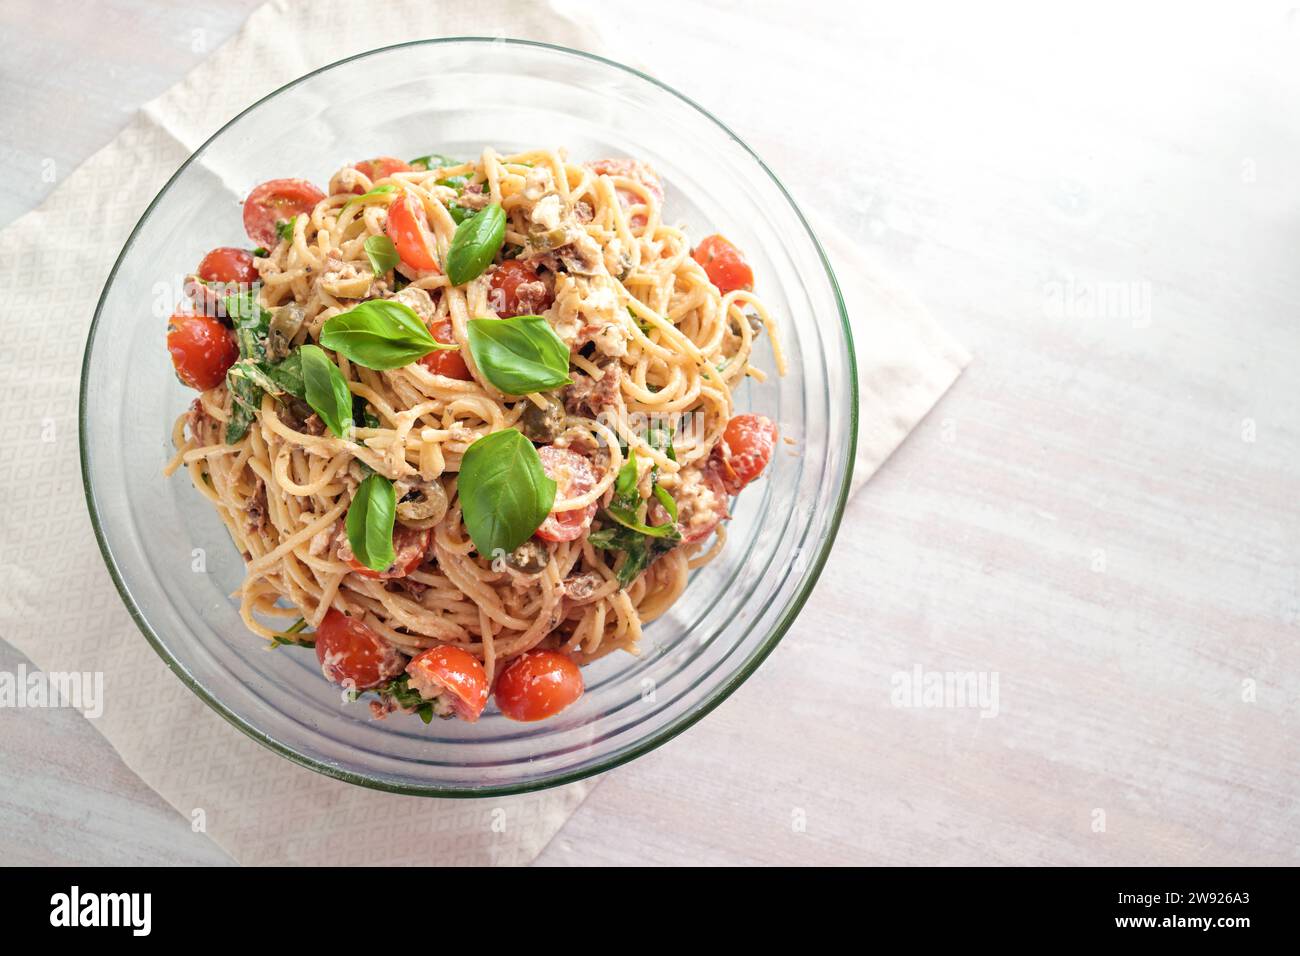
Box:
[467,315,572,395]
[225,389,258,444]
[438,175,470,192]
[458,429,556,558]
[225,292,271,361]
[446,203,506,286]
[320,299,454,370]
[261,349,306,399]
[410,153,459,171]
[344,184,396,209]
[251,246,269,257]
[447,202,473,225]
[345,473,397,572]
[299,344,353,438]
[363,234,400,276]
[276,217,298,243]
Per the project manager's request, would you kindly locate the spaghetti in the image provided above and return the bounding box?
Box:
[163,147,782,723]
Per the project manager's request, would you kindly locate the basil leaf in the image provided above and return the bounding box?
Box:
[225,292,271,361]
[467,315,572,395]
[344,184,396,209]
[300,344,353,438]
[458,429,556,557]
[320,299,454,370]
[251,246,269,257]
[276,217,297,242]
[410,153,459,171]
[363,235,400,276]
[447,202,473,225]
[345,474,397,572]
[225,376,260,444]
[261,349,306,399]
[446,203,506,286]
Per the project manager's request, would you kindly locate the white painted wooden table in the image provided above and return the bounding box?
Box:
[3,0,1297,866]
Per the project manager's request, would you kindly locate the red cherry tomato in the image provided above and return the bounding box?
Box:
[351,156,412,194]
[242,178,325,247]
[186,247,259,317]
[315,608,406,690]
[535,446,598,543]
[712,413,777,495]
[489,260,552,318]
[386,193,440,272]
[345,525,430,579]
[494,650,584,722]
[198,247,257,285]
[692,234,754,295]
[406,645,489,722]
[417,319,472,380]
[166,311,238,391]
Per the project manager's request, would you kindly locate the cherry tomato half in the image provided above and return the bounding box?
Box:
[351,156,412,194]
[315,608,406,690]
[386,193,440,272]
[166,311,238,391]
[242,178,325,247]
[489,260,553,318]
[692,234,754,295]
[534,446,598,543]
[198,247,257,285]
[406,645,489,722]
[417,318,471,380]
[346,525,430,579]
[494,650,584,722]
[712,414,777,495]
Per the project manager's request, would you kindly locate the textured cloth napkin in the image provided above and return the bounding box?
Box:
[0,0,967,865]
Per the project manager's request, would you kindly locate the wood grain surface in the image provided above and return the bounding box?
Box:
[2,0,1296,865]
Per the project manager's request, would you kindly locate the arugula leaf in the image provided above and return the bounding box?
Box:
[446,203,506,286]
[603,449,678,538]
[345,473,397,572]
[458,429,556,557]
[588,524,678,587]
[299,344,353,438]
[372,674,436,723]
[320,299,454,370]
[363,234,400,276]
[467,315,572,395]
[224,292,271,361]
[268,618,315,649]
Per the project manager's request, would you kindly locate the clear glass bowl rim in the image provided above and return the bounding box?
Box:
[78,36,859,797]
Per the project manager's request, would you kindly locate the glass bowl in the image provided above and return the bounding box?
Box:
[80,38,857,796]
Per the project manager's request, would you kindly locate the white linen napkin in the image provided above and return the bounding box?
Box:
[0,0,967,865]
